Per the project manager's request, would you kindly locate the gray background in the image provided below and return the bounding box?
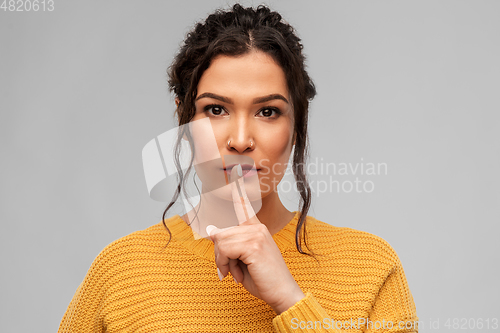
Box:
[1,0,499,331]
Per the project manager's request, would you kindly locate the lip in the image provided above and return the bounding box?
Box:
[221,164,260,177]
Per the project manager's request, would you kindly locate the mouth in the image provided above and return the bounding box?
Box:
[222,164,260,177]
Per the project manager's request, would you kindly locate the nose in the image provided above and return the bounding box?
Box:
[226,114,255,153]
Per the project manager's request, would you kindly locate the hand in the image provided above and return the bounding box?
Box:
[206,164,306,315]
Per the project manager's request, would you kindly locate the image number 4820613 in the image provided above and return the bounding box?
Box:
[1,0,54,11]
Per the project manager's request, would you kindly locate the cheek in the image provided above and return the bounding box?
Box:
[190,118,221,163]
[262,126,293,172]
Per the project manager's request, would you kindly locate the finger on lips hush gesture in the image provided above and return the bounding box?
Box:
[205,164,306,315]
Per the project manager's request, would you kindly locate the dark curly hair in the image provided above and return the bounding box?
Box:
[163,3,317,257]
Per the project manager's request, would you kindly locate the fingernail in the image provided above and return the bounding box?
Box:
[236,164,242,177]
[206,225,217,236]
[217,268,224,281]
[233,276,238,284]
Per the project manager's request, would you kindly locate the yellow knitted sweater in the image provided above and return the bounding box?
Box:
[58,211,418,332]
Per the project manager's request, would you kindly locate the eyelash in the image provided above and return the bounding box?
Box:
[203,104,283,119]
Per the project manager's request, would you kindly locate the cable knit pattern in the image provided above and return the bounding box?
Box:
[58,211,418,332]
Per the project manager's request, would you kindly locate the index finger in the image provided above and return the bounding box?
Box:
[230,164,256,225]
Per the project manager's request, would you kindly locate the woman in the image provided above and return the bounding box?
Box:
[58,4,418,332]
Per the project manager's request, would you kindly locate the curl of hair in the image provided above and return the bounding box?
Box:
[163,4,318,260]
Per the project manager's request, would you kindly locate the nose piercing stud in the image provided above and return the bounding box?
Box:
[227,140,255,149]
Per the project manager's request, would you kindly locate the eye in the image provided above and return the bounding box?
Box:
[202,104,283,119]
[203,104,228,117]
[258,107,283,119]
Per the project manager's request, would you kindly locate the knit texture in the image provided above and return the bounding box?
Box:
[58,211,418,332]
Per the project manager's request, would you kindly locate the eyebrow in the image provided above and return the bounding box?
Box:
[195,92,289,104]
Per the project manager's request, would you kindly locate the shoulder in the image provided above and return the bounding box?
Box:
[64,222,177,307]
[87,221,170,272]
[305,215,401,263]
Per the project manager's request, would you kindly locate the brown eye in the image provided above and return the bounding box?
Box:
[211,106,223,115]
[259,107,282,118]
[204,104,227,117]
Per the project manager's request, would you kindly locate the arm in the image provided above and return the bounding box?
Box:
[272,292,344,332]
[272,258,418,333]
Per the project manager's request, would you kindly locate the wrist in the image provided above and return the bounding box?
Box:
[272,288,306,315]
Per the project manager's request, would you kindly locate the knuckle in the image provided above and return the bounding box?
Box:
[217,243,227,256]
[256,228,269,241]
[250,241,263,253]
[256,224,268,233]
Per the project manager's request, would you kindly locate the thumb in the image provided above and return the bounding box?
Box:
[206,224,237,241]
[206,225,219,241]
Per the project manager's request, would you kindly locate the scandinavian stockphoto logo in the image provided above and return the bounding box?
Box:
[276,157,388,196]
[142,120,388,235]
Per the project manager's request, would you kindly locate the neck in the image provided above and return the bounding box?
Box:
[255,190,296,235]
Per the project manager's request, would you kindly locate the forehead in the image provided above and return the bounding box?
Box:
[197,51,289,99]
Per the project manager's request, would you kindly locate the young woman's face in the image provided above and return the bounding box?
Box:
[190,50,294,199]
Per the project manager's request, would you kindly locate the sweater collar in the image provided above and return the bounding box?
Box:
[163,211,301,262]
